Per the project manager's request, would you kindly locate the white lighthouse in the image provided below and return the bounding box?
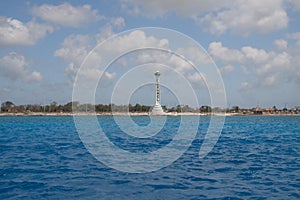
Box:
[151,71,165,115]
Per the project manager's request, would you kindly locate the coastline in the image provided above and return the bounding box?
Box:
[0,112,299,117]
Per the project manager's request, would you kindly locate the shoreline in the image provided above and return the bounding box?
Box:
[0,112,299,117]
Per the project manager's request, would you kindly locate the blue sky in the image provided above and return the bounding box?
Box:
[0,0,300,108]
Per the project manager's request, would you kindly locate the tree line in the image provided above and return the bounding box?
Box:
[1,101,199,113]
[1,100,299,114]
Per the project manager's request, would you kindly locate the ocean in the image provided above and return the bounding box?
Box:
[0,116,299,199]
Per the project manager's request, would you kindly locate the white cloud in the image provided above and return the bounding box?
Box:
[121,0,229,17]
[104,71,116,80]
[55,34,92,64]
[220,65,234,73]
[287,0,300,10]
[241,46,269,64]
[199,0,288,35]
[110,17,125,29]
[287,32,300,40]
[274,39,288,50]
[55,34,93,80]
[0,16,53,46]
[122,0,288,36]
[55,17,127,81]
[32,3,102,27]
[187,72,207,86]
[287,32,300,46]
[0,52,43,82]
[287,56,300,82]
[176,46,212,65]
[209,42,272,66]
[96,25,115,43]
[240,81,250,89]
[287,33,300,84]
[208,42,244,63]
[255,52,291,86]
[134,49,198,75]
[100,30,169,53]
[208,40,296,88]
[95,17,126,43]
[169,54,193,73]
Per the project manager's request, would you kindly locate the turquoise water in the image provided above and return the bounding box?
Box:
[0,116,299,199]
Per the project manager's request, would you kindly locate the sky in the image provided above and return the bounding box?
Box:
[0,0,300,108]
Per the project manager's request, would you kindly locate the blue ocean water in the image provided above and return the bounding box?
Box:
[0,116,299,199]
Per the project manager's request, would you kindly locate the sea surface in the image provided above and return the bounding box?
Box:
[0,116,299,199]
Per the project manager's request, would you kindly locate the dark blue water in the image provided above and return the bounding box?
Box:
[0,116,299,199]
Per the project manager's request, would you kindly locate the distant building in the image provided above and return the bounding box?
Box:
[253,105,263,115]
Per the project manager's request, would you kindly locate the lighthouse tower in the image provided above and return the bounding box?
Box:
[151,71,165,115]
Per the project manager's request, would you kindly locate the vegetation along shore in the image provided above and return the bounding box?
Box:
[1,101,299,116]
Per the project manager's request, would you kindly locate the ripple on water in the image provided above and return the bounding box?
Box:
[0,116,299,199]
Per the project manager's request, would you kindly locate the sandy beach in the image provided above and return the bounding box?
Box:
[1,112,299,117]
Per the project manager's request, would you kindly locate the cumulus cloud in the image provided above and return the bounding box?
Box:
[187,72,207,86]
[285,33,300,84]
[121,0,228,17]
[102,31,208,75]
[135,50,193,74]
[287,32,300,46]
[241,46,269,64]
[96,25,115,43]
[220,65,234,73]
[209,42,272,66]
[122,0,288,36]
[274,39,288,50]
[255,52,291,86]
[55,34,92,64]
[208,40,296,88]
[287,0,300,10]
[0,52,43,82]
[176,46,212,65]
[32,3,102,27]
[110,17,125,29]
[199,0,288,35]
[0,16,53,46]
[54,34,93,80]
[55,16,127,81]
[208,42,244,63]
[99,30,169,53]
[56,27,139,82]
[95,17,126,43]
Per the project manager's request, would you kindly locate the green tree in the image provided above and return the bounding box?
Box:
[232,106,239,113]
[176,105,181,113]
[162,105,167,112]
[1,101,14,112]
[200,105,212,113]
[168,107,176,112]
[134,103,141,112]
[63,101,79,112]
[181,105,194,112]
